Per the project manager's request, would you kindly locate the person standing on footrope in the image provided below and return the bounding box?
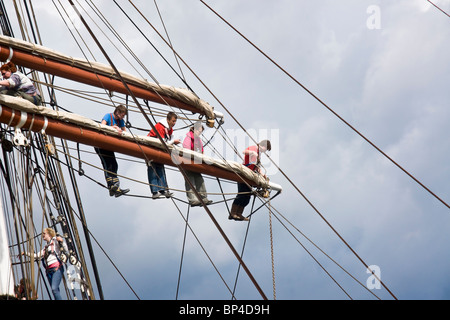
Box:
[95,104,130,197]
[182,121,212,207]
[147,112,181,199]
[229,140,271,221]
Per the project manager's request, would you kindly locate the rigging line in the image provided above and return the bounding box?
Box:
[68,205,141,300]
[54,0,97,61]
[268,201,276,300]
[202,145,380,298]
[268,209,353,300]
[69,1,267,300]
[114,0,195,93]
[125,0,276,198]
[231,182,356,299]
[427,0,450,18]
[195,1,418,299]
[268,202,382,299]
[110,1,197,127]
[199,0,449,212]
[176,204,189,300]
[32,136,93,300]
[85,0,157,84]
[0,148,36,297]
[36,78,182,122]
[153,0,187,82]
[275,213,355,300]
[41,111,100,298]
[117,2,257,199]
[231,197,255,300]
[35,139,138,299]
[82,0,198,132]
[211,155,381,299]
[12,0,30,41]
[33,149,138,299]
[272,209,382,300]
[54,0,133,113]
[58,0,168,171]
[78,0,147,81]
[170,197,236,299]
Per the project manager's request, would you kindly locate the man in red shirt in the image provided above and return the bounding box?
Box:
[229,140,271,221]
[147,112,181,199]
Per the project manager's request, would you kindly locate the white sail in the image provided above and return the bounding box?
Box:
[0,197,14,297]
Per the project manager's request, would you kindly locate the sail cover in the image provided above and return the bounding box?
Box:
[0,35,220,120]
[0,95,282,191]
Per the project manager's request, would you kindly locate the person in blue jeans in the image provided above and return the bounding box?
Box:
[147,112,181,199]
[22,228,68,300]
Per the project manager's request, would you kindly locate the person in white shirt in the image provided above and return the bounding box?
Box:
[0,61,42,105]
[22,228,68,300]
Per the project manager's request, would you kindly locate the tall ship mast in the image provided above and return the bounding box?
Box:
[0,1,448,302]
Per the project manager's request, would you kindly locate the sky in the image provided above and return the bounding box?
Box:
[2,0,450,300]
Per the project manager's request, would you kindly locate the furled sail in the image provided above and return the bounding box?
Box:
[0,95,281,192]
[0,35,223,123]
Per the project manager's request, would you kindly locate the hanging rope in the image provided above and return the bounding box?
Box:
[268,200,276,300]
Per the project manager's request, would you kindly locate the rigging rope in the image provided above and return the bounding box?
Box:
[268,200,276,300]
[199,0,448,212]
[427,0,450,18]
[2,0,403,300]
[69,0,269,300]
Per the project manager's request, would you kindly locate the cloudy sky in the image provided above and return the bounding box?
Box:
[3,0,450,300]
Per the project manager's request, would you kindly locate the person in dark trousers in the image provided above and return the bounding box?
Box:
[229,140,271,221]
[95,104,130,197]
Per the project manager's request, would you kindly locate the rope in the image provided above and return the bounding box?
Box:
[176,204,189,299]
[199,0,448,212]
[427,0,450,18]
[268,200,276,300]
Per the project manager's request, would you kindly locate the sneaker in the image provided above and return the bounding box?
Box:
[163,191,173,198]
[114,188,130,198]
[189,201,201,207]
[109,185,118,197]
[152,192,163,199]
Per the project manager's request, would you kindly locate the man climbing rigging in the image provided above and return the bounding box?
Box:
[229,140,271,221]
[95,104,130,197]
